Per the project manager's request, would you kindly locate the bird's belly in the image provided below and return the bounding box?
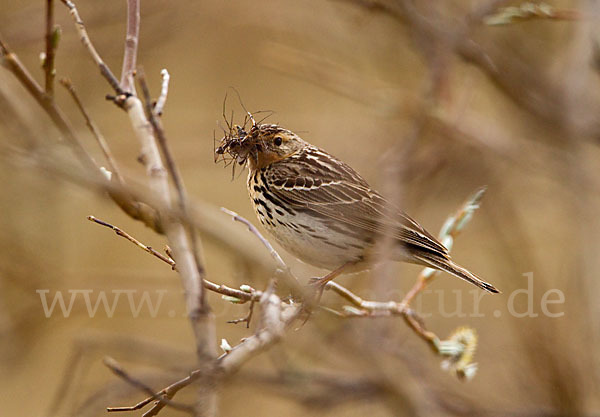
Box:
[253,206,366,270]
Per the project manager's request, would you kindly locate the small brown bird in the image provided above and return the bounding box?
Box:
[216,122,499,293]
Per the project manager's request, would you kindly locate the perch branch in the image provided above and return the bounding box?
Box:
[111,292,301,415]
[321,187,489,380]
[104,220,302,415]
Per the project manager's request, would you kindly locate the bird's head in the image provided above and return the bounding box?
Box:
[216,124,306,171]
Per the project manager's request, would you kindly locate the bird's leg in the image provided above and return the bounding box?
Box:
[308,261,354,302]
[298,263,353,326]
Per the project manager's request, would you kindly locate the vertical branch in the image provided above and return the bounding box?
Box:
[44,0,57,96]
[137,73,216,414]
[139,70,206,304]
[133,70,216,417]
[59,2,217,414]
[120,0,140,94]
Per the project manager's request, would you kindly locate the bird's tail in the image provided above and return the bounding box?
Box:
[413,253,500,294]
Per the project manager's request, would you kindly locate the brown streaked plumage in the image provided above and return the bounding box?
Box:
[216,123,499,293]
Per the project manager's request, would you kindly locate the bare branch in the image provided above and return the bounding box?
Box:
[58,3,217,412]
[59,78,124,184]
[108,369,203,416]
[86,214,260,302]
[218,289,301,375]
[59,0,124,95]
[103,357,194,414]
[220,207,287,271]
[87,215,175,267]
[227,299,256,328]
[120,0,140,93]
[137,69,210,312]
[320,187,488,380]
[154,69,170,116]
[0,36,98,172]
[220,208,304,300]
[43,0,58,96]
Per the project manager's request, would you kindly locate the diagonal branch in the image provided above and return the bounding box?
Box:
[59,78,124,184]
[86,215,259,302]
[0,36,97,172]
[60,0,124,95]
[103,357,194,414]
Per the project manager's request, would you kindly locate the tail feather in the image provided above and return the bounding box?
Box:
[414,253,500,294]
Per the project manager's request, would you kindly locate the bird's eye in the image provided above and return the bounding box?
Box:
[274,137,283,146]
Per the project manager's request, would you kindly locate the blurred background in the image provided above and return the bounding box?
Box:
[1,0,600,416]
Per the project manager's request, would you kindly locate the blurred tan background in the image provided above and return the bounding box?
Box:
[1,0,600,416]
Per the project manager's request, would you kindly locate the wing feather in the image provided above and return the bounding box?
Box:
[264,147,448,256]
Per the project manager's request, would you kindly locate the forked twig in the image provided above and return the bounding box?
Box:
[103,357,194,414]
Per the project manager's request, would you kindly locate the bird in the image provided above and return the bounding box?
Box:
[215,122,499,294]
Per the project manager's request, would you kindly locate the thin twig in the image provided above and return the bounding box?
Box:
[105,243,300,415]
[60,3,216,411]
[109,296,301,415]
[103,357,194,414]
[87,216,175,267]
[220,207,304,298]
[59,0,124,96]
[108,369,203,415]
[86,214,259,302]
[0,36,97,172]
[220,207,287,272]
[227,298,256,328]
[120,0,140,93]
[154,69,170,116]
[44,0,57,96]
[60,78,124,183]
